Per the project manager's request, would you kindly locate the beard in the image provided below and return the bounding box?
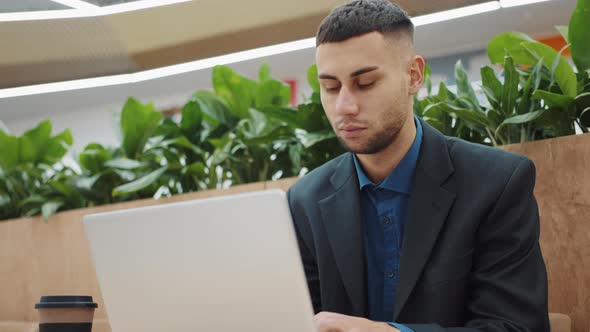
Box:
[336,110,407,155]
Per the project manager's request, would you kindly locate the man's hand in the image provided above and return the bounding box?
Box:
[314,311,400,332]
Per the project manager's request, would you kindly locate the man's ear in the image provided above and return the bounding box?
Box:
[408,55,425,95]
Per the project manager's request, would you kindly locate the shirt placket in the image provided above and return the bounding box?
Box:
[377,191,399,319]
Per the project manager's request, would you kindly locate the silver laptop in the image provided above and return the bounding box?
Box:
[83,189,316,332]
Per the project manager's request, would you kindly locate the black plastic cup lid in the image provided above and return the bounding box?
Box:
[35,296,98,309]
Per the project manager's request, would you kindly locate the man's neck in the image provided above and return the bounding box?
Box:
[356,116,417,184]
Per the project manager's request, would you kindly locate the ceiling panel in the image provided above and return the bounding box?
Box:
[0,0,70,13]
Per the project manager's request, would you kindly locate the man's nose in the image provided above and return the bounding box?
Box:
[335,86,360,116]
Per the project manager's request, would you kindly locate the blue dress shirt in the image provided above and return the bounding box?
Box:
[353,117,423,332]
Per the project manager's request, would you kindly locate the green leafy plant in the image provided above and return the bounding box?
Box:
[416,0,590,145]
[75,97,210,205]
[0,120,79,220]
[485,0,590,131]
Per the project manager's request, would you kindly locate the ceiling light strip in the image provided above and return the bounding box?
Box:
[0,9,93,22]
[499,0,553,8]
[0,74,133,99]
[412,1,501,26]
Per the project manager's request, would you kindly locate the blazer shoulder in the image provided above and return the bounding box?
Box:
[288,153,350,203]
[444,136,534,180]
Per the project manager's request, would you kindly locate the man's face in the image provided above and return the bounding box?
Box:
[315,31,423,155]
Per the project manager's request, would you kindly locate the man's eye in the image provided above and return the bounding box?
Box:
[358,82,374,89]
[324,86,340,92]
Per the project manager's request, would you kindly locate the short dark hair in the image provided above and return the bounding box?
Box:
[316,0,414,46]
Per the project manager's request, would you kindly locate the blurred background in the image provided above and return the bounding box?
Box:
[0,0,577,151]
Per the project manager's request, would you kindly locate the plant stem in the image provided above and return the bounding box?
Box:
[485,128,499,146]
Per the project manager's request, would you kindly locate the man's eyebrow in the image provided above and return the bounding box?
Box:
[318,73,338,80]
[318,66,379,80]
[350,66,379,77]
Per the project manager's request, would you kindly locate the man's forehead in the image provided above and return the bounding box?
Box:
[315,33,409,74]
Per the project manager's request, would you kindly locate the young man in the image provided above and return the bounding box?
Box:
[286,1,550,332]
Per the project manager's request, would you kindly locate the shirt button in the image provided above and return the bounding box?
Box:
[387,271,395,278]
[383,217,391,224]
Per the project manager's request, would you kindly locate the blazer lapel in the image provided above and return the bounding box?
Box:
[318,153,367,317]
[393,119,457,320]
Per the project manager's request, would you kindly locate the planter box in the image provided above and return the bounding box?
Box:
[0,134,588,332]
[502,133,590,332]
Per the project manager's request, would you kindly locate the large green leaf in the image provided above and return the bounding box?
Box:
[152,136,204,156]
[120,98,164,159]
[79,143,111,173]
[487,32,535,64]
[517,59,543,115]
[212,65,257,119]
[307,64,320,93]
[21,120,52,163]
[104,158,146,170]
[43,129,73,165]
[42,200,65,220]
[192,91,238,128]
[18,136,36,164]
[260,106,301,128]
[532,90,574,111]
[0,131,19,171]
[501,56,519,116]
[454,61,483,112]
[255,79,291,108]
[294,102,330,133]
[495,109,547,137]
[183,161,207,177]
[569,0,590,72]
[180,99,203,135]
[209,135,232,166]
[522,42,578,98]
[437,81,457,101]
[259,63,271,82]
[424,64,432,96]
[296,130,336,148]
[75,173,103,191]
[426,102,489,128]
[112,166,167,197]
[480,66,502,109]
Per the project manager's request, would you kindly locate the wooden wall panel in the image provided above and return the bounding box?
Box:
[502,133,590,332]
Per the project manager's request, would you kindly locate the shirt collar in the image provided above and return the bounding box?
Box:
[353,116,423,194]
